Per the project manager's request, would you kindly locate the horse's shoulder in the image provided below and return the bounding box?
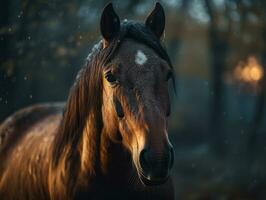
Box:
[0,103,64,149]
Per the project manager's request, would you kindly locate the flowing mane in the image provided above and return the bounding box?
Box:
[51,20,174,171]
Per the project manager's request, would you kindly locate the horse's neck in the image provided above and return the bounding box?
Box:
[97,130,146,196]
[75,113,145,193]
[99,130,133,183]
[79,126,132,178]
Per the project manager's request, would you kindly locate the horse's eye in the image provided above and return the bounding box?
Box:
[105,72,117,84]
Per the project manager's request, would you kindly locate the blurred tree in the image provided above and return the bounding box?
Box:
[205,0,229,155]
[0,0,17,120]
[248,0,266,160]
[168,0,189,64]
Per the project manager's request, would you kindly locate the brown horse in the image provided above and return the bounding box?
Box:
[0,3,175,200]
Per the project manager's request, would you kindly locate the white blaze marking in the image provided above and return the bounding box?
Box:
[135,50,147,66]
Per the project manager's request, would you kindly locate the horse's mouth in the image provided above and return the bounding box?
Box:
[139,173,169,186]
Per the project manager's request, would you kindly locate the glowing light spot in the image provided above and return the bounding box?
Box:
[250,65,263,81]
[234,56,264,83]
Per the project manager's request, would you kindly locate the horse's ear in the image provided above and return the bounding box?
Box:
[145,2,165,39]
[100,3,120,47]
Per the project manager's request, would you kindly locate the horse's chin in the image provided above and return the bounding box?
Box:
[138,173,169,186]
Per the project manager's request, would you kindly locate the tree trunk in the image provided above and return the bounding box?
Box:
[0,0,13,122]
[248,24,266,160]
[205,0,228,155]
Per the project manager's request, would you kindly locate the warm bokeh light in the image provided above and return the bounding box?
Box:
[234,56,264,83]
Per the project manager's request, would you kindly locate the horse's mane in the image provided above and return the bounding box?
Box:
[51,20,174,170]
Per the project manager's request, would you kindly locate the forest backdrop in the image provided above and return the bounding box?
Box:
[1,0,266,199]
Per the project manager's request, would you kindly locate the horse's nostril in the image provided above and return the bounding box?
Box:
[139,149,150,172]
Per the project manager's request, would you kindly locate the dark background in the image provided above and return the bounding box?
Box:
[1,0,266,199]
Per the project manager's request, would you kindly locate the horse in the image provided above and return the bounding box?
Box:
[0,3,175,200]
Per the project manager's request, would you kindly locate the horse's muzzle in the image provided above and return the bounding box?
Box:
[138,145,174,186]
